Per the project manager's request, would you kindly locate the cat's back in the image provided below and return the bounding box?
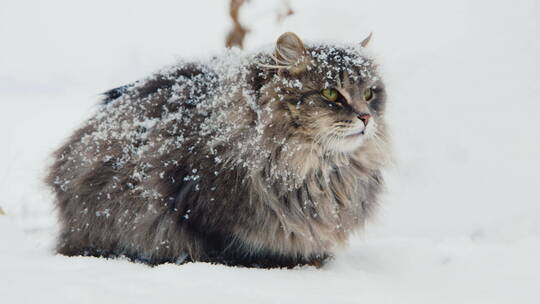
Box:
[46,61,222,205]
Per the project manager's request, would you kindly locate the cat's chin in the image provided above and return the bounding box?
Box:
[331,133,367,153]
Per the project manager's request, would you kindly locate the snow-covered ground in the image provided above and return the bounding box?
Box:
[1,0,539,303]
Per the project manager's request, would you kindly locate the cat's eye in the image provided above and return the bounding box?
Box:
[321,88,339,102]
[363,87,374,102]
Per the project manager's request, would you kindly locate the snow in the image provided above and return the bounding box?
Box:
[1,0,539,303]
[1,215,539,303]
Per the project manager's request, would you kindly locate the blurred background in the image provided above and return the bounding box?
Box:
[1,0,539,248]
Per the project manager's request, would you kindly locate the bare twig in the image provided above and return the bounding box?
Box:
[226,0,249,49]
[277,0,294,24]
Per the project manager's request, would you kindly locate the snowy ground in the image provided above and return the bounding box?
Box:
[1,0,539,303]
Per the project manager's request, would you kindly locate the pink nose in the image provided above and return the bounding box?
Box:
[358,113,371,126]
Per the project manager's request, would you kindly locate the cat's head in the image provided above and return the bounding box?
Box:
[261,32,386,154]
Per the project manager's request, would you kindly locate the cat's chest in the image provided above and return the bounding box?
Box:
[281,167,364,213]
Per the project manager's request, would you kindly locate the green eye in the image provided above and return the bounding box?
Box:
[363,87,374,101]
[321,88,339,102]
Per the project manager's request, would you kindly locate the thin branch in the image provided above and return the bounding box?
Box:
[277,0,294,24]
[226,0,249,49]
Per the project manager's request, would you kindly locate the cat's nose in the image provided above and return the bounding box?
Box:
[357,113,371,126]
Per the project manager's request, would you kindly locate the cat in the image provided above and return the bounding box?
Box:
[46,32,390,268]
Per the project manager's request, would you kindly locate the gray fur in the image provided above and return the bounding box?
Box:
[46,32,390,268]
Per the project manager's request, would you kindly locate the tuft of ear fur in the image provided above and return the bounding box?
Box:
[360,32,373,48]
[273,32,309,74]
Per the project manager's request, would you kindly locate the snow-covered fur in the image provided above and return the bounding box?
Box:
[46,32,390,268]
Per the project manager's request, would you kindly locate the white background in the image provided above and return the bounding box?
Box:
[1,0,539,303]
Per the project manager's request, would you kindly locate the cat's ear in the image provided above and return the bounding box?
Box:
[274,32,309,73]
[360,32,373,48]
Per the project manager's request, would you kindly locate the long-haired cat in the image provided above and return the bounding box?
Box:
[46,32,390,268]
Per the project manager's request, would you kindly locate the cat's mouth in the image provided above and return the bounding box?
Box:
[326,128,367,153]
[343,128,366,138]
[323,125,370,153]
[345,130,365,137]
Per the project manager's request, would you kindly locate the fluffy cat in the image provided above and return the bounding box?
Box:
[46,32,390,268]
